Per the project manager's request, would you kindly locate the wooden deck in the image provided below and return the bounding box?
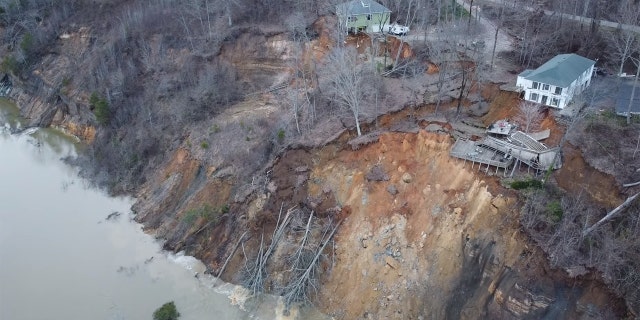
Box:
[481,136,559,170]
[450,139,513,170]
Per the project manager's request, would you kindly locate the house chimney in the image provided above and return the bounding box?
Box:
[361,0,370,8]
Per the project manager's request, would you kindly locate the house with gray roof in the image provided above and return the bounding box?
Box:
[516,53,596,109]
[336,0,391,33]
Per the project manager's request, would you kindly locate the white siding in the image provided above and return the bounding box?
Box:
[518,77,568,108]
[517,64,594,110]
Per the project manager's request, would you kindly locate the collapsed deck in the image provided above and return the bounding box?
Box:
[450,139,513,169]
[449,131,561,174]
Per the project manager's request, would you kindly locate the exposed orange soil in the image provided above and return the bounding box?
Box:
[308,131,526,318]
[481,87,565,145]
[555,143,623,208]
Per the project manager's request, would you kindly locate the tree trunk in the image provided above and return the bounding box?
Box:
[226,3,233,26]
[467,0,474,32]
[627,60,640,125]
[456,67,467,118]
[490,25,499,71]
[582,192,640,237]
[354,112,362,136]
[490,5,504,71]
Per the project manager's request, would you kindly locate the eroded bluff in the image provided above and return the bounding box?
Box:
[134,130,626,319]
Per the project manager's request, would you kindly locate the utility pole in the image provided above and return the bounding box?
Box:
[626,57,640,125]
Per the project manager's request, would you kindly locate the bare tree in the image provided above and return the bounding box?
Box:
[426,29,461,115]
[606,1,640,76]
[454,60,472,119]
[321,47,375,136]
[514,101,543,133]
[489,0,506,71]
[217,0,240,26]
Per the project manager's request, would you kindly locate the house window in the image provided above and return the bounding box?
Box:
[542,84,550,90]
[367,14,371,20]
[554,87,562,95]
[532,82,539,89]
[530,92,539,101]
[551,98,559,106]
[348,16,357,22]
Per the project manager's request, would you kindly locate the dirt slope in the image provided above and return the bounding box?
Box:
[303,131,623,319]
[132,125,626,319]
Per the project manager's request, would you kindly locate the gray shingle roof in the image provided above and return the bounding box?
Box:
[336,0,391,16]
[519,69,533,78]
[615,81,640,115]
[519,53,595,88]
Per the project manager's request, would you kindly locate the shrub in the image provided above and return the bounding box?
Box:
[20,32,33,53]
[510,179,543,190]
[183,204,225,225]
[181,209,200,226]
[200,141,209,149]
[277,128,285,143]
[1,55,19,74]
[198,204,216,221]
[546,200,563,222]
[153,301,180,320]
[90,92,110,125]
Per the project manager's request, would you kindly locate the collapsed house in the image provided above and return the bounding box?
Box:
[450,121,560,176]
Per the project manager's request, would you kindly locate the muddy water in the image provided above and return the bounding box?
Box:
[0,99,322,320]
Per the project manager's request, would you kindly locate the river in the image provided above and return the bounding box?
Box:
[0,99,324,320]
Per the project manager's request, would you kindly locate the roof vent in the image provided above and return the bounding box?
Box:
[361,0,370,8]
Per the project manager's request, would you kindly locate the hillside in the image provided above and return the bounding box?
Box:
[1,0,640,318]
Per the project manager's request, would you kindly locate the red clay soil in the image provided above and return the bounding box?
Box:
[343,33,415,59]
[480,85,565,145]
[555,143,623,208]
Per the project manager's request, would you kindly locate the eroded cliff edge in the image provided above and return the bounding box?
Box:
[131,127,628,319]
[1,3,636,318]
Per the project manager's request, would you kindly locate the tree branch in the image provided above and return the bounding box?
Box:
[582,192,640,237]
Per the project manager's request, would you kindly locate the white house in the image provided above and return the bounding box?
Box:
[516,53,595,109]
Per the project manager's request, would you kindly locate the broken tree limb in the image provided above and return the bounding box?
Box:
[246,204,295,295]
[217,230,249,278]
[290,211,314,271]
[623,181,640,188]
[582,192,640,237]
[282,220,342,309]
